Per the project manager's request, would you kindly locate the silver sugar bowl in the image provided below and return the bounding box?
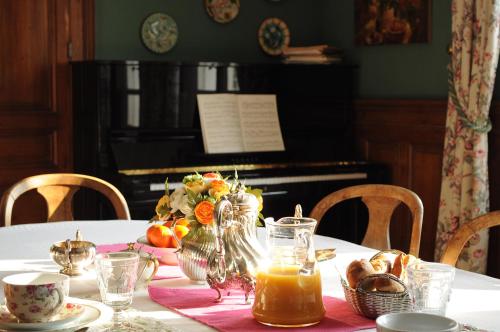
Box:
[50,230,96,276]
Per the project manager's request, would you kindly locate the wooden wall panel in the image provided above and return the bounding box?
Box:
[0,134,55,166]
[355,99,500,278]
[410,143,443,260]
[0,0,92,226]
[354,99,447,262]
[487,101,500,278]
[0,1,50,108]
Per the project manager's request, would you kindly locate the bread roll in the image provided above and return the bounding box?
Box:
[346,259,376,288]
[373,276,405,293]
[391,253,405,278]
[370,258,391,273]
[400,254,419,282]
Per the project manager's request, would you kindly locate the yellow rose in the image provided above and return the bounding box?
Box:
[184,179,206,194]
[155,195,171,219]
[208,180,230,200]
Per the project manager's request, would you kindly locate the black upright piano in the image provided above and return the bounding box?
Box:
[71,60,387,243]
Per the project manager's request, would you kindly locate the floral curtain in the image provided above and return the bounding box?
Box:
[435,0,500,273]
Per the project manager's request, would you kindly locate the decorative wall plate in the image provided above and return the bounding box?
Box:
[205,0,240,24]
[141,13,178,54]
[258,17,290,56]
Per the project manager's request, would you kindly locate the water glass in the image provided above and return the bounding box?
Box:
[94,252,140,311]
[407,262,455,316]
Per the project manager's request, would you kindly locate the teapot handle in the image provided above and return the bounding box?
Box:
[209,198,234,284]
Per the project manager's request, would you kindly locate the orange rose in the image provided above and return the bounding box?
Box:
[203,172,221,180]
[209,180,230,199]
[194,200,215,225]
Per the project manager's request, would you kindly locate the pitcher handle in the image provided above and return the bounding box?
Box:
[171,218,183,248]
[298,229,316,276]
[144,255,160,282]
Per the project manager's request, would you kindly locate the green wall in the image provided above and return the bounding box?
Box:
[95,0,452,98]
[95,0,324,63]
[321,0,452,98]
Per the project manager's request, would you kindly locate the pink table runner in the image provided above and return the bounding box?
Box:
[96,243,184,280]
[148,285,375,332]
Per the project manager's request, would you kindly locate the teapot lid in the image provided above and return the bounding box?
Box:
[229,191,258,211]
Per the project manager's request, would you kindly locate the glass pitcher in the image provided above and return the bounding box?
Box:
[251,216,325,327]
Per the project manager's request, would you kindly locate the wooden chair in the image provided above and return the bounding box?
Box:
[440,211,500,266]
[0,173,131,226]
[309,184,423,256]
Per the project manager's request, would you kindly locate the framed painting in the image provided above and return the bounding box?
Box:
[355,0,431,45]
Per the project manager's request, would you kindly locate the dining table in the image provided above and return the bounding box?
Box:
[0,219,499,331]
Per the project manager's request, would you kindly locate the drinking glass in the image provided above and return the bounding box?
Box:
[95,252,139,310]
[407,262,455,316]
[94,251,139,331]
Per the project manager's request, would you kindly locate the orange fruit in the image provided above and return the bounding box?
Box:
[163,218,190,228]
[175,218,190,227]
[146,224,173,248]
[172,225,190,247]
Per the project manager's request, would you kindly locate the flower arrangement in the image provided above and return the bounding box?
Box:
[152,172,263,227]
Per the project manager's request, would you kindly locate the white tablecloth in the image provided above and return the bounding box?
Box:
[0,220,499,331]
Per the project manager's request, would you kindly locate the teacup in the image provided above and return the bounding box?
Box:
[2,272,70,323]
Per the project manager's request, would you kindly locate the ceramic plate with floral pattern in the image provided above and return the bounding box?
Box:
[205,0,240,23]
[258,17,290,56]
[141,13,178,54]
[0,302,84,330]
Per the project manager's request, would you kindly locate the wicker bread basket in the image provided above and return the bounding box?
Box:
[341,249,414,319]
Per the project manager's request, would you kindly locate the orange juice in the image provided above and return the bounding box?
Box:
[251,265,325,327]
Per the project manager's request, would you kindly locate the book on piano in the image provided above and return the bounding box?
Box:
[197,94,285,154]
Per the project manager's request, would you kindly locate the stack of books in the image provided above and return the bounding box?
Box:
[282,45,343,64]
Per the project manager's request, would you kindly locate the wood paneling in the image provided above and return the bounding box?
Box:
[0,0,93,226]
[487,101,500,278]
[354,99,447,262]
[355,99,500,278]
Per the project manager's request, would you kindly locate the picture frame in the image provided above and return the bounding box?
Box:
[354,0,431,46]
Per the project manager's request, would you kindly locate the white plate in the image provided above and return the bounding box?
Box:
[0,297,113,331]
[376,312,460,332]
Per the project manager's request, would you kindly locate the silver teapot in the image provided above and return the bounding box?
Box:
[206,190,265,303]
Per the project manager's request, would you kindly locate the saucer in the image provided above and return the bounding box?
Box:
[0,297,113,331]
[376,312,460,332]
[0,301,84,330]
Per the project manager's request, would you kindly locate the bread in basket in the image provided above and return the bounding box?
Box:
[341,249,415,318]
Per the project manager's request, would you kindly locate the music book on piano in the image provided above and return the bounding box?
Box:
[197,94,285,154]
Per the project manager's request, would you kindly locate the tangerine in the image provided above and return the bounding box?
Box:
[146,224,173,248]
[163,217,190,228]
[172,225,190,247]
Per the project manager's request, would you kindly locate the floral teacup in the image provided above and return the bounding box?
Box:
[2,272,69,323]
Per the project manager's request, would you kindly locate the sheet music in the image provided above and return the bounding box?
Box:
[238,95,285,152]
[197,94,244,153]
[197,94,285,154]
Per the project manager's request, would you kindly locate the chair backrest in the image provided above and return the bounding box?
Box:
[440,211,500,266]
[309,184,423,256]
[0,173,131,226]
